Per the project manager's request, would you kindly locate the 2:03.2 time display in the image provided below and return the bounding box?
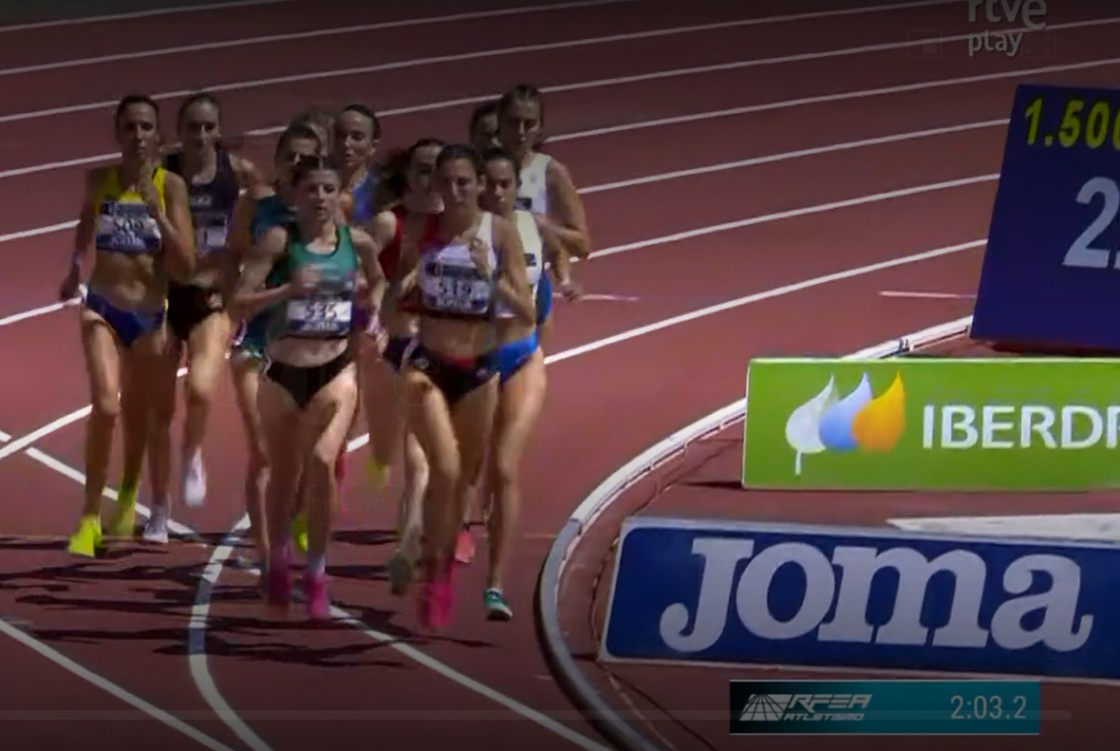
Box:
[950,694,1028,720]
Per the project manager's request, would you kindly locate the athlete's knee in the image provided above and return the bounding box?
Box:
[491,448,521,486]
[90,393,121,423]
[185,369,216,408]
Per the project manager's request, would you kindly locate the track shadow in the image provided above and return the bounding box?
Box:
[330,529,397,548]
[685,480,743,491]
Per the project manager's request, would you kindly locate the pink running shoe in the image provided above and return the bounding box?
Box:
[417,559,455,629]
[304,570,331,621]
[454,526,475,564]
[266,546,292,611]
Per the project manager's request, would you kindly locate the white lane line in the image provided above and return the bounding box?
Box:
[880,289,977,299]
[0,0,972,127]
[0,433,232,750]
[0,0,638,77]
[0,363,187,462]
[1,32,1116,184]
[0,0,298,34]
[0,296,80,327]
[0,121,1001,328]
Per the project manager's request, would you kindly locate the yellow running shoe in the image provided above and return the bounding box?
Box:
[291,512,309,554]
[366,456,391,492]
[107,480,138,537]
[68,514,102,557]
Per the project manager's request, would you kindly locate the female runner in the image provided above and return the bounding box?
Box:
[235,155,387,619]
[395,143,535,628]
[471,147,548,620]
[141,92,264,543]
[496,83,588,342]
[334,102,381,487]
[468,100,500,152]
[335,103,381,225]
[227,122,324,571]
[364,137,445,596]
[60,94,195,556]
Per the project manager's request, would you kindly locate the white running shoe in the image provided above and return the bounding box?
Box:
[182,451,207,508]
[142,506,169,544]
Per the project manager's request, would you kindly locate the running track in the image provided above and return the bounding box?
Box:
[0,0,1103,748]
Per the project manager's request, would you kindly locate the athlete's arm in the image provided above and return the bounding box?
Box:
[492,214,535,324]
[230,154,267,193]
[154,170,197,280]
[541,157,590,259]
[351,225,388,324]
[230,224,291,318]
[392,213,425,299]
[59,169,102,300]
[217,190,264,313]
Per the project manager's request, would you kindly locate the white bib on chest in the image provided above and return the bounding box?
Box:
[515,152,551,215]
[418,213,498,317]
[95,200,162,254]
[494,210,543,319]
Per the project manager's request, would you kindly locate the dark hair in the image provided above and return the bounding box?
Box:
[469,100,499,135]
[480,146,520,184]
[436,143,484,176]
[291,154,338,186]
[497,83,544,127]
[340,102,381,141]
[275,123,322,160]
[375,136,445,206]
[114,93,159,128]
[175,91,226,150]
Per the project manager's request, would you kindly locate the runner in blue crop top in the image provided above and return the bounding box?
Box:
[226,122,324,577]
[334,103,381,226]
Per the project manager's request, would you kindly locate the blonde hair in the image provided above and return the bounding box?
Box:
[288,106,336,156]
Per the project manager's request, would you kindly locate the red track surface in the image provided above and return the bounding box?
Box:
[0,1,1111,749]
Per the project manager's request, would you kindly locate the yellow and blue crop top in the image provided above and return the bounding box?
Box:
[93,165,167,255]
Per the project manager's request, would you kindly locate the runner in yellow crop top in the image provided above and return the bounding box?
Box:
[58,93,195,558]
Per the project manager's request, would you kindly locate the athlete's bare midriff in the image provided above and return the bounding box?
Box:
[88,251,166,310]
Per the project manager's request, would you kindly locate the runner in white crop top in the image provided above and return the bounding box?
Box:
[497,83,590,337]
[448,147,548,620]
[394,143,535,630]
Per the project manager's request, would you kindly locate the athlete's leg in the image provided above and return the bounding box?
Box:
[298,360,358,619]
[69,308,122,556]
[231,352,270,569]
[398,365,461,626]
[258,368,305,611]
[484,349,546,619]
[181,311,232,506]
[137,327,179,543]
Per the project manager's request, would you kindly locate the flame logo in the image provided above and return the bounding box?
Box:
[784,372,906,475]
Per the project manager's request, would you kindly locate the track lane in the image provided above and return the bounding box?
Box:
[0,21,1114,289]
[0,1,974,178]
[0,0,892,120]
[0,0,633,70]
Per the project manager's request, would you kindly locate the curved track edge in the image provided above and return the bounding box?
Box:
[534,314,977,751]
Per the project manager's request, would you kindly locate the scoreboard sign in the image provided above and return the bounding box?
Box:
[971,83,1120,350]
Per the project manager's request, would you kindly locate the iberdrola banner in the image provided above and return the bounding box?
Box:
[742,358,1120,490]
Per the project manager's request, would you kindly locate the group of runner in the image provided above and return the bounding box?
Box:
[58,83,590,629]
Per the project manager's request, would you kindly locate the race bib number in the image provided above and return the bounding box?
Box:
[195,225,228,254]
[424,277,490,314]
[286,297,353,335]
